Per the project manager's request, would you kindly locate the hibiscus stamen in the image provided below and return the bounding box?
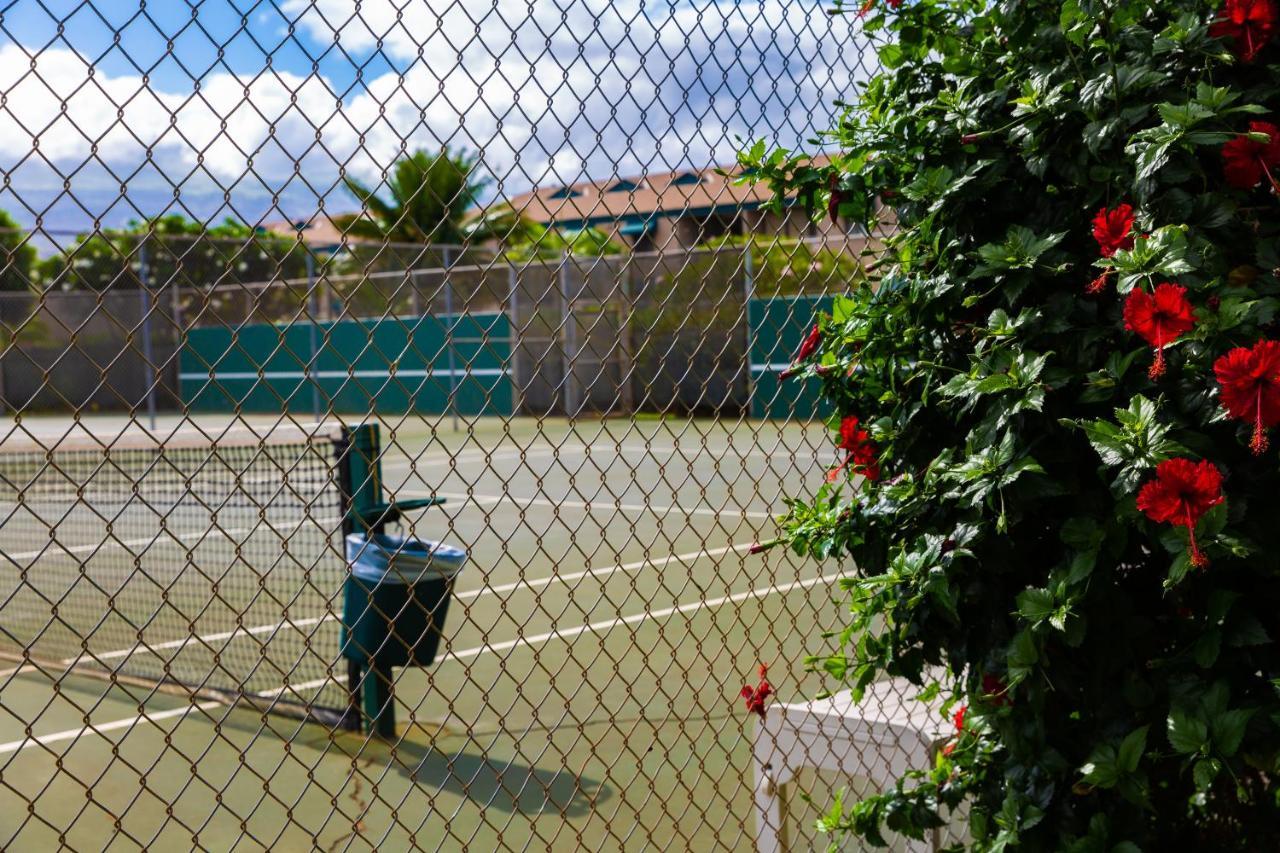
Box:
[1261,157,1280,196]
[1185,505,1209,569]
[1085,269,1111,295]
[1253,383,1270,454]
[1149,331,1166,380]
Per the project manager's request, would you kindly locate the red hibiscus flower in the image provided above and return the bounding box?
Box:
[1091,204,1135,258]
[1211,0,1277,62]
[1123,283,1197,380]
[827,415,880,482]
[1222,121,1280,191]
[982,674,1011,707]
[1214,340,1280,454]
[780,325,822,379]
[740,664,773,719]
[858,0,902,16]
[942,703,968,757]
[1136,458,1224,569]
[827,173,843,222]
[796,324,821,362]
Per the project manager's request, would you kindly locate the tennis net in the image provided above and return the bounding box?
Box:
[0,423,354,726]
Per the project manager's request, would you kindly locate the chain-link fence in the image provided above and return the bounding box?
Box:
[0,2,949,849]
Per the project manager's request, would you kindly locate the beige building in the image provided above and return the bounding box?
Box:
[505,159,858,252]
[262,158,867,254]
[259,215,351,249]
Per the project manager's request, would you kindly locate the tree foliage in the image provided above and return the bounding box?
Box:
[746,1,1280,849]
[342,147,487,245]
[35,215,306,291]
[0,210,36,292]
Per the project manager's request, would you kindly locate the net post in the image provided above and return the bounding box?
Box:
[363,660,397,738]
[339,423,383,534]
[336,422,400,735]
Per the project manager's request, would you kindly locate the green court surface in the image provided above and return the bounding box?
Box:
[0,415,859,851]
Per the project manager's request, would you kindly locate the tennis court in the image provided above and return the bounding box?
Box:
[0,413,849,850]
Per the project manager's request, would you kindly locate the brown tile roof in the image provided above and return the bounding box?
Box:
[259,215,352,247]
[506,156,832,227]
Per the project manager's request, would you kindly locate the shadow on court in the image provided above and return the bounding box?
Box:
[393,740,612,818]
[295,723,612,819]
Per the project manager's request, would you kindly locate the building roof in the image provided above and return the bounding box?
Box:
[259,214,351,247]
[506,157,831,229]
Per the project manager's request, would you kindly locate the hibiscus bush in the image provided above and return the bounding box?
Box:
[744,0,1280,849]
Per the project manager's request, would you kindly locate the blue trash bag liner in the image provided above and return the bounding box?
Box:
[345,532,467,585]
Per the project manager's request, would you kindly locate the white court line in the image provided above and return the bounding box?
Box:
[15,565,836,754]
[10,484,767,570]
[263,569,843,698]
[394,441,822,468]
[422,490,774,520]
[4,514,339,564]
[0,664,35,678]
[69,616,329,664]
[66,543,751,666]
[179,368,509,381]
[0,700,223,756]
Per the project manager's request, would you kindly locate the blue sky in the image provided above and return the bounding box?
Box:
[0,0,860,243]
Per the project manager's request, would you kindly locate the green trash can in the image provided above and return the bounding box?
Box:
[340,532,467,735]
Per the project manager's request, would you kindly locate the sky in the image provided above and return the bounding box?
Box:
[0,0,862,243]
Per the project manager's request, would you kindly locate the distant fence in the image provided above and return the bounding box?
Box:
[0,239,860,420]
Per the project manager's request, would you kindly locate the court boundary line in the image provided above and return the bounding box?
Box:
[422,490,774,520]
[17,569,840,754]
[63,542,752,666]
[0,700,223,756]
[9,481,768,568]
[394,441,825,468]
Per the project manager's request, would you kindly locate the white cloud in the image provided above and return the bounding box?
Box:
[0,0,864,232]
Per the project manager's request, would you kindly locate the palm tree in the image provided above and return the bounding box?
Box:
[342,148,488,246]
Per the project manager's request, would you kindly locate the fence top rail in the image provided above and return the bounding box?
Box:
[110,236,864,300]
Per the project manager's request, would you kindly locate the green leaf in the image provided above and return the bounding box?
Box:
[1193,630,1221,668]
[1016,588,1056,623]
[1193,758,1222,791]
[1080,744,1119,788]
[1211,708,1255,757]
[1007,630,1039,684]
[1168,712,1208,755]
[1117,726,1148,774]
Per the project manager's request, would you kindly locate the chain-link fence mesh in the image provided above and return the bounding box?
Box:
[0,2,959,849]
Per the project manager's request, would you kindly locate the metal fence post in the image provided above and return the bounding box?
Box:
[560,251,576,417]
[743,242,756,419]
[442,246,459,432]
[138,237,157,430]
[306,249,321,423]
[507,262,521,415]
[620,253,635,414]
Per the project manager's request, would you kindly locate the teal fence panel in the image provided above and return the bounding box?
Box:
[180,312,514,416]
[748,295,834,421]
